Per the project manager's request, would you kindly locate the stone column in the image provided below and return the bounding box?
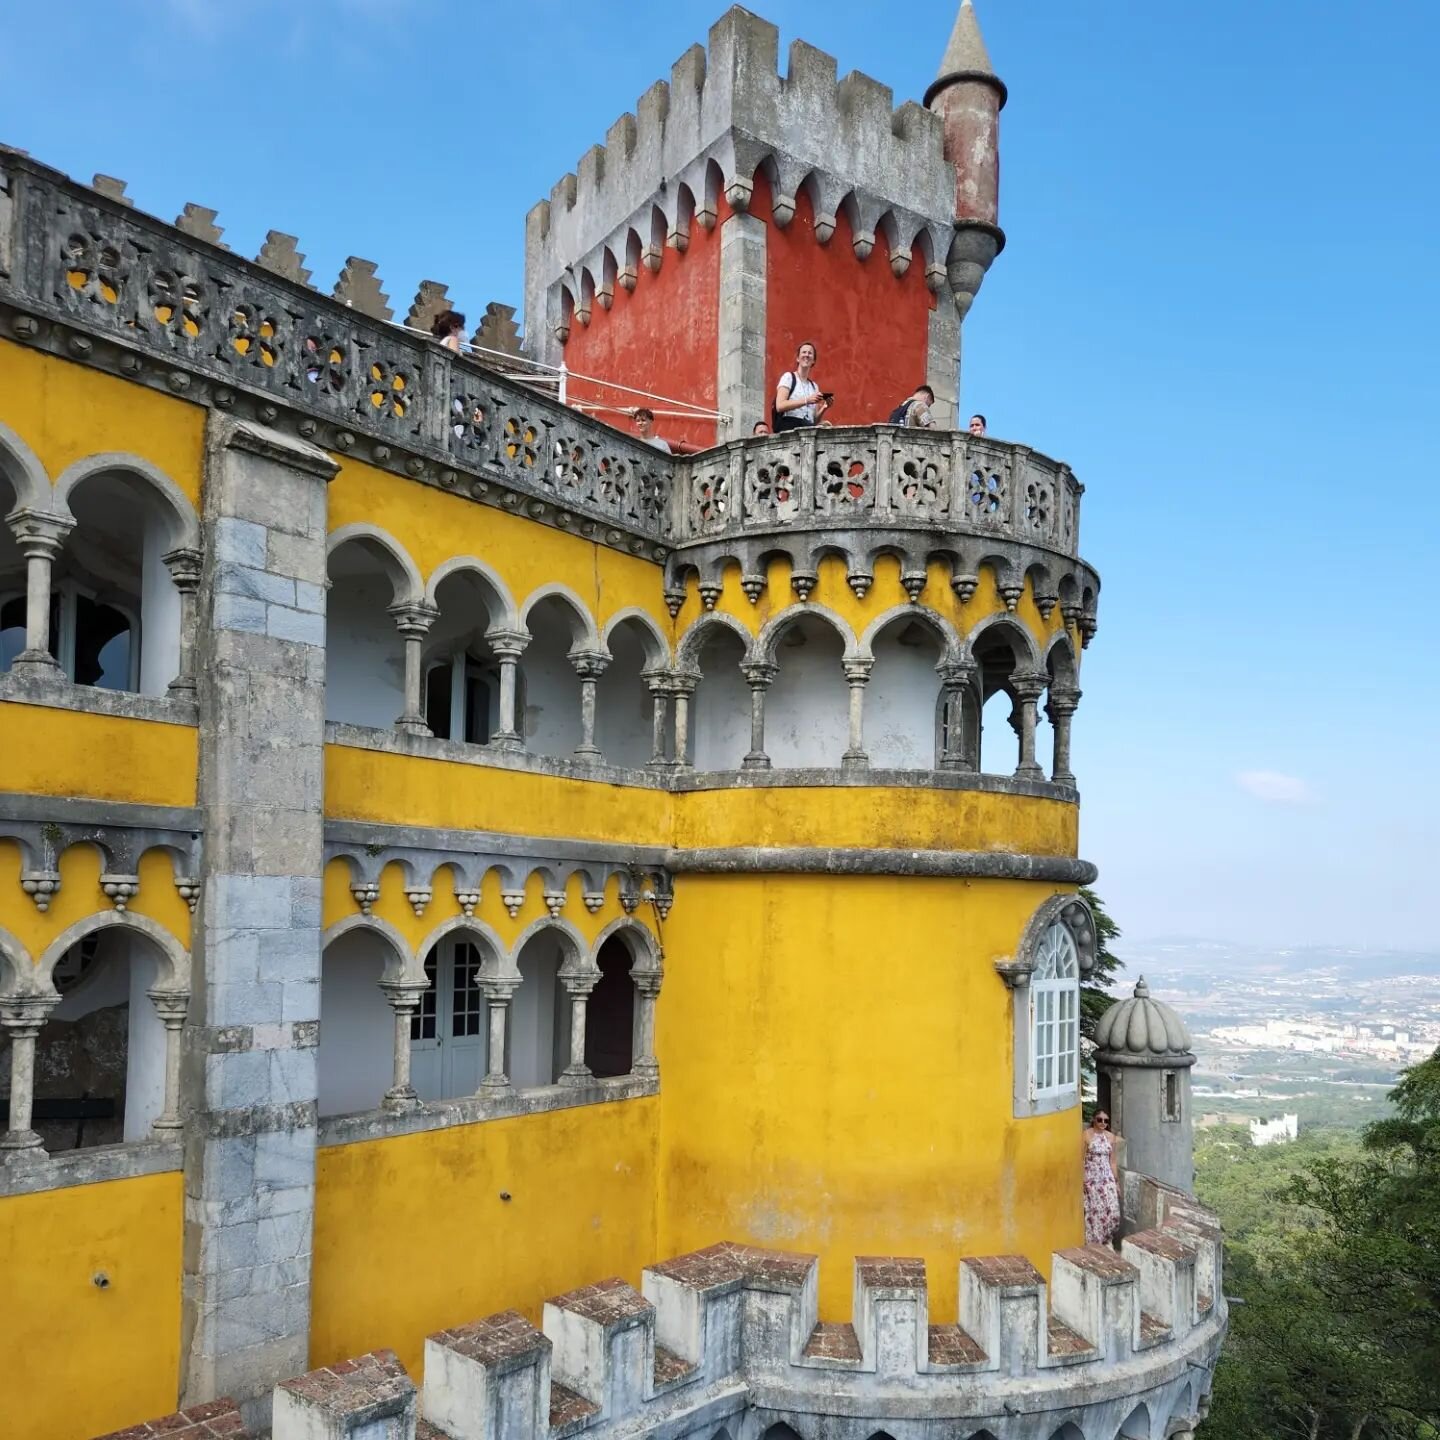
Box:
[1013,672,1046,780]
[163,547,204,697]
[558,973,597,1086]
[0,995,58,1156]
[841,658,873,771]
[643,668,671,768]
[184,417,337,1422]
[670,673,698,770]
[148,989,190,1135]
[378,981,428,1112]
[5,510,72,674]
[570,650,609,761]
[388,600,439,737]
[1046,687,1081,787]
[632,970,662,1079]
[937,660,977,771]
[487,628,529,750]
[717,209,767,440]
[740,660,776,770]
[926,289,961,430]
[478,980,517,1090]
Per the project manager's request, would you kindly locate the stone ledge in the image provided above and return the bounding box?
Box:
[0,1137,181,1198]
[317,1074,658,1148]
[0,674,200,726]
[668,847,1097,884]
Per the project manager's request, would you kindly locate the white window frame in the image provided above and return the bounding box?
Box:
[1029,922,1080,1101]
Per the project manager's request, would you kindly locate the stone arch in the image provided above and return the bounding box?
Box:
[423,556,517,627]
[415,916,507,981]
[323,914,414,985]
[0,923,35,999]
[1117,1401,1152,1439]
[676,609,751,671]
[600,246,619,309]
[754,602,857,663]
[875,208,903,261]
[858,604,961,663]
[327,523,423,605]
[600,608,669,668]
[593,916,660,974]
[0,418,52,515]
[1044,629,1079,687]
[1048,1425,1086,1440]
[1014,893,1098,981]
[51,453,199,551]
[38,910,190,992]
[508,915,590,975]
[518,583,599,649]
[760,1425,804,1440]
[1166,1381,1194,1436]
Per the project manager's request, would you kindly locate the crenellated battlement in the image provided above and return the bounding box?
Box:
[523,6,963,362]
[98,1178,1222,1440]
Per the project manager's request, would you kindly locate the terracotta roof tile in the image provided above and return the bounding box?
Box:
[802,1322,861,1363]
[962,1254,1044,1289]
[1139,1310,1172,1346]
[1055,1245,1138,1281]
[548,1380,599,1430]
[1045,1316,1095,1358]
[927,1323,987,1367]
[1125,1230,1197,1262]
[547,1276,652,1326]
[856,1256,926,1290]
[276,1349,412,1415]
[653,1343,697,1386]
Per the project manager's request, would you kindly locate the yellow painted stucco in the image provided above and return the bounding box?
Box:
[311,1096,659,1379]
[0,701,198,809]
[655,874,1083,1322]
[0,1170,183,1440]
[0,339,205,506]
[0,841,191,969]
[328,458,673,633]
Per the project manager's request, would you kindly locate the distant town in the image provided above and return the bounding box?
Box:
[1116,939,1440,1133]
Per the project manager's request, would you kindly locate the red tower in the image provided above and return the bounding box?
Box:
[523,3,1006,447]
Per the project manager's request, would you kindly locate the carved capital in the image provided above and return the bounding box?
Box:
[842,658,874,686]
[569,649,610,680]
[485,626,531,660]
[1046,688,1082,719]
[1012,671,1048,703]
[161,545,203,591]
[147,988,190,1026]
[388,599,440,639]
[740,660,778,690]
[6,507,72,559]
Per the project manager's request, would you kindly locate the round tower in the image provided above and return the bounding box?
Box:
[924,0,1007,321]
[1095,977,1197,1194]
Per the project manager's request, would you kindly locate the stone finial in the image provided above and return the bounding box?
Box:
[475,302,522,358]
[406,279,452,335]
[333,257,393,321]
[91,174,134,207]
[256,230,313,287]
[176,203,227,249]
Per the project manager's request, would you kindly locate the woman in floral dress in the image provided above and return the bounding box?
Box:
[1082,1109,1122,1244]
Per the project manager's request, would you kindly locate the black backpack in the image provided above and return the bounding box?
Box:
[887,398,913,425]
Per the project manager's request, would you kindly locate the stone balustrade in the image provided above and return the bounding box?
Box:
[1,149,1087,577]
[94,1176,1222,1440]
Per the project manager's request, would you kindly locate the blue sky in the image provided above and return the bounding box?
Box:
[4,2,1437,949]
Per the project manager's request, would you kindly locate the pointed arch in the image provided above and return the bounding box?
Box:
[327,523,423,605]
[1118,1401,1152,1439]
[601,608,670,668]
[676,609,752,670]
[593,916,660,974]
[0,419,52,515]
[0,923,34,998]
[51,453,199,551]
[37,910,190,992]
[415,915,507,979]
[322,914,413,984]
[509,915,590,974]
[755,602,858,663]
[858,603,962,662]
[964,611,1042,672]
[1044,630,1079,688]
[424,555,517,627]
[518,583,600,649]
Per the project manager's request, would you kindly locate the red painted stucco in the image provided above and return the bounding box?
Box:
[756,176,935,430]
[563,208,722,453]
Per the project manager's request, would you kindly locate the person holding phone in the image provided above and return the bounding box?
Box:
[772,341,832,431]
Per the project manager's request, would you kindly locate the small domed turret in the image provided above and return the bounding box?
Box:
[1095,978,1198,1195]
[1095,977,1193,1061]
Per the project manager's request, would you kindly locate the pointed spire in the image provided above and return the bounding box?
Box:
[925,0,1007,109]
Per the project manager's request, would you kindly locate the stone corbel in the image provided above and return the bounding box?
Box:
[813,212,837,245]
[994,957,1032,990]
[501,889,525,919]
[641,244,663,275]
[617,265,637,294]
[351,882,380,916]
[19,870,60,913]
[100,873,139,911]
[723,177,753,214]
[852,230,876,262]
[454,887,480,919]
[889,246,913,278]
[771,193,797,228]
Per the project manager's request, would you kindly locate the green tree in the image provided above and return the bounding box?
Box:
[1078,885,1123,1062]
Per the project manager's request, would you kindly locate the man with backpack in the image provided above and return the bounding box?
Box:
[888,384,936,428]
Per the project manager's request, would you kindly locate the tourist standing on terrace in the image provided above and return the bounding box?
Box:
[772,342,831,431]
[1082,1109,1122,1244]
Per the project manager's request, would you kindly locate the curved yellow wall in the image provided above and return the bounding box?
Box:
[0,1171,182,1440]
[311,1097,659,1378]
[655,873,1084,1321]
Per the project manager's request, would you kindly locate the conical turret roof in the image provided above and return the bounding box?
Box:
[925,0,1007,109]
[1094,978,1194,1062]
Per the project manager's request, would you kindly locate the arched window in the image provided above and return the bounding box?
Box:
[1031,922,1080,1100]
[0,586,136,687]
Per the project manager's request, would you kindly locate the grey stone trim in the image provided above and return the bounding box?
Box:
[667,848,1096,883]
[0,792,201,832]
[0,671,200,726]
[673,767,1074,800]
[0,1137,181,1198]
[318,1074,658,1149]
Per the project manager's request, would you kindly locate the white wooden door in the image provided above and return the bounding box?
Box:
[410,939,487,1101]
